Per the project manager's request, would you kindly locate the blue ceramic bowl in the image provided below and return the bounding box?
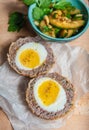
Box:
[28,0,89,43]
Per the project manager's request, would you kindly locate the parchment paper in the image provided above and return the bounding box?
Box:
[0,37,89,130]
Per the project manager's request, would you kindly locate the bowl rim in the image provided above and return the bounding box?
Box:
[28,1,89,42]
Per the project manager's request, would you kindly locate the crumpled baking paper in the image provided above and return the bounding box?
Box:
[0,37,89,130]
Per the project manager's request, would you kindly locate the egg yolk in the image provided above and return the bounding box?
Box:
[38,80,60,106]
[19,49,40,68]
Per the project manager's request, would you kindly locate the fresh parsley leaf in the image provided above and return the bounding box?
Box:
[55,28,61,35]
[32,0,52,21]
[32,7,44,20]
[65,13,71,18]
[53,0,72,10]
[23,0,35,6]
[8,12,26,32]
[36,0,51,8]
[43,26,52,32]
[43,8,53,15]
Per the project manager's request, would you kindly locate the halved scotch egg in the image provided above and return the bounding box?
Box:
[7,37,54,77]
[26,73,75,120]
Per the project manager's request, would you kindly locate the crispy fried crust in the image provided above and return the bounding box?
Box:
[7,37,54,77]
[26,73,75,120]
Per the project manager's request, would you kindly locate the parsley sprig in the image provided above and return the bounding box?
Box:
[23,0,35,6]
[8,12,26,32]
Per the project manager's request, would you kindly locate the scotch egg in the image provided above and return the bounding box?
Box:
[7,37,54,77]
[26,73,74,120]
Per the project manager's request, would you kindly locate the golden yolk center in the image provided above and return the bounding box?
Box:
[19,49,40,68]
[38,80,60,106]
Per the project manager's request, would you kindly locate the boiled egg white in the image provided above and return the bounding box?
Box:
[15,42,47,70]
[33,77,67,112]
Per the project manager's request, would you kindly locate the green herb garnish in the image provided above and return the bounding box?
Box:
[8,12,26,32]
[32,7,44,20]
[43,8,53,15]
[33,0,52,20]
[42,26,52,32]
[65,13,71,19]
[23,0,35,6]
[53,0,74,10]
[36,0,51,8]
[55,28,61,35]
[33,7,52,21]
